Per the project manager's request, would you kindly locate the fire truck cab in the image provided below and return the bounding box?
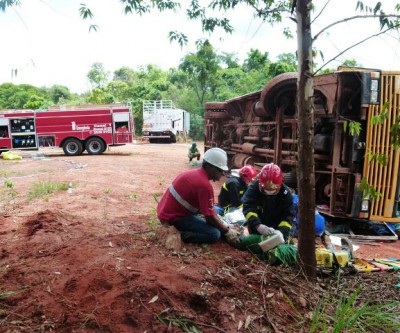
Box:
[0,104,134,156]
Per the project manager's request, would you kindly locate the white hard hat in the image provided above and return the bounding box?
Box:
[203,148,229,171]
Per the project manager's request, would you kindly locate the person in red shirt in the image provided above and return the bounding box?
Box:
[157,148,240,245]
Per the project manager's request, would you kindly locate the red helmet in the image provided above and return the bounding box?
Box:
[239,165,258,184]
[259,163,283,195]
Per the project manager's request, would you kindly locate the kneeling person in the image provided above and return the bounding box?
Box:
[188,142,201,162]
[218,165,258,213]
[242,163,295,241]
[157,148,239,245]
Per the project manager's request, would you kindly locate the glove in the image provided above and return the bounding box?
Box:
[278,221,292,242]
[224,228,240,246]
[256,224,275,236]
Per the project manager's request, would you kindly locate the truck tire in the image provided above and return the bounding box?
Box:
[86,137,105,155]
[63,138,83,156]
[170,134,177,143]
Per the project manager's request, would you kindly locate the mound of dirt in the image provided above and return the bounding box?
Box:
[0,143,399,332]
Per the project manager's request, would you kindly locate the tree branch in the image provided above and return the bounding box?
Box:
[313,14,400,42]
[311,0,331,25]
[313,23,400,75]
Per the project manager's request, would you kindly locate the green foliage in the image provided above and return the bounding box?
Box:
[179,39,220,105]
[4,179,13,189]
[219,52,240,69]
[23,94,49,110]
[0,83,48,109]
[28,180,69,200]
[390,116,400,149]
[169,31,188,47]
[79,3,98,32]
[341,58,362,67]
[310,287,400,333]
[113,66,136,82]
[358,178,382,200]
[371,108,389,125]
[3,178,17,197]
[87,62,110,88]
[243,48,270,72]
[368,150,388,166]
[0,288,25,300]
[268,59,297,77]
[46,85,72,104]
[0,0,21,12]
[343,120,362,136]
[356,0,399,29]
[188,113,204,140]
[283,26,293,39]
[79,3,94,19]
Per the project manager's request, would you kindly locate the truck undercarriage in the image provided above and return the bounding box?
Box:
[204,69,400,240]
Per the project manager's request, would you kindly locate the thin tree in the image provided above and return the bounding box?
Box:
[295,0,317,279]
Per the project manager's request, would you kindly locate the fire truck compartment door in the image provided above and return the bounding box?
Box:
[0,118,11,149]
[113,113,132,144]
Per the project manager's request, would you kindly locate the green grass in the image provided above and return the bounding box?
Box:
[2,178,17,198]
[309,287,400,333]
[28,180,69,200]
[0,289,25,300]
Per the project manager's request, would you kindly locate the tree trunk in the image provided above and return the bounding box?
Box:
[296,0,316,280]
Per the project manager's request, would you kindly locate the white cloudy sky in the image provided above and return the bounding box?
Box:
[1,0,399,94]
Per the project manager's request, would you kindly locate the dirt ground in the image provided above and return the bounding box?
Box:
[0,142,399,333]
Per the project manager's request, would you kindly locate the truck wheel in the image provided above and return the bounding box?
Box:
[86,137,105,155]
[63,138,83,156]
[170,134,177,143]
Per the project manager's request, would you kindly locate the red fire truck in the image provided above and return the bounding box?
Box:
[0,104,134,156]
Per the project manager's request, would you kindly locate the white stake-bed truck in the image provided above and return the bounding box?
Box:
[142,100,190,143]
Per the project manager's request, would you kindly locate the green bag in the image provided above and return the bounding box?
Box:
[239,234,297,266]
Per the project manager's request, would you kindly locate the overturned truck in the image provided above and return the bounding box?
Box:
[204,68,400,237]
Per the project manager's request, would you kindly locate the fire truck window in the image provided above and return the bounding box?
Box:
[115,122,128,132]
[0,126,9,138]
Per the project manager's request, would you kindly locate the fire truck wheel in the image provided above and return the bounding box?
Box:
[63,138,83,156]
[86,137,105,155]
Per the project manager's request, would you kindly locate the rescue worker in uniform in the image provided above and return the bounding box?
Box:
[217,165,258,213]
[242,163,295,241]
[157,147,240,245]
[188,142,201,162]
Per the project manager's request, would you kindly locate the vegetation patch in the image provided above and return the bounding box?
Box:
[28,180,69,200]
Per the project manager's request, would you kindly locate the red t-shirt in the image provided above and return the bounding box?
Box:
[157,168,216,223]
